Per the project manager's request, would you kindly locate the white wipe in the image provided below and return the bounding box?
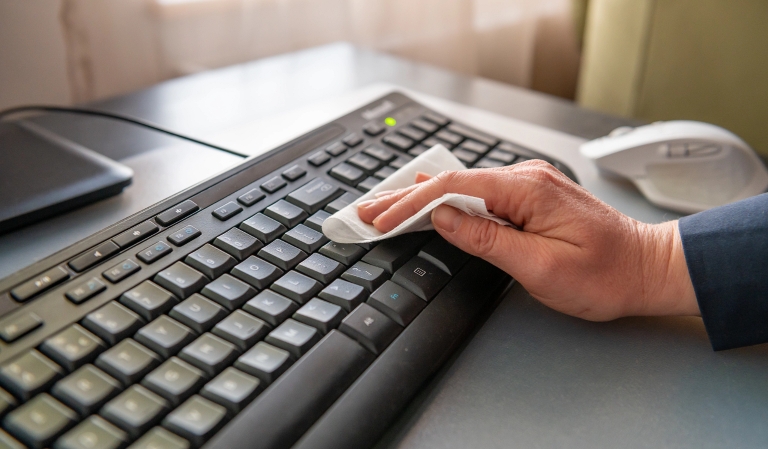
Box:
[322,144,513,243]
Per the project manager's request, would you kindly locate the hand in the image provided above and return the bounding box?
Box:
[357,161,699,321]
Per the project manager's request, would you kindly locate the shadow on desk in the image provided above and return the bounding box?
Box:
[379,283,768,449]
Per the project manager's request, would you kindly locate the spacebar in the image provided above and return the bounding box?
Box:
[203,330,375,449]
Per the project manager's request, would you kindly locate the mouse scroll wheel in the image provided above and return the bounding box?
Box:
[664,143,722,158]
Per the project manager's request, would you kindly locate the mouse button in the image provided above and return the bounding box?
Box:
[667,143,688,158]
[686,143,721,157]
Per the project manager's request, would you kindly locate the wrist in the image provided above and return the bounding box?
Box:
[636,221,699,317]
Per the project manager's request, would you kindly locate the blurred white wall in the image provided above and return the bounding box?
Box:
[0,0,581,110]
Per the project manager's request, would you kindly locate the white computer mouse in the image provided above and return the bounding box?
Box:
[580,120,768,214]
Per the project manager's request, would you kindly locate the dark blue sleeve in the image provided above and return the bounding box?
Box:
[678,193,768,351]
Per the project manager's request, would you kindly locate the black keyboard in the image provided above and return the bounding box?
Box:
[0,92,577,449]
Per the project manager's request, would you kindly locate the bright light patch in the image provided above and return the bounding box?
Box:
[384,117,396,127]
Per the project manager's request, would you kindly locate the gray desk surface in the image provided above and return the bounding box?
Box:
[3,43,767,448]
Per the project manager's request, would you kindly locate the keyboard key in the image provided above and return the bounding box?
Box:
[474,157,505,168]
[408,145,428,157]
[324,191,360,214]
[346,153,381,174]
[388,155,412,169]
[304,209,331,232]
[179,333,238,378]
[136,240,172,264]
[141,357,206,406]
[212,201,242,221]
[51,365,120,416]
[212,311,269,351]
[213,228,264,260]
[362,122,385,136]
[0,313,42,343]
[242,291,298,327]
[392,256,451,301]
[95,339,160,385]
[154,262,209,299]
[162,395,227,448]
[237,188,265,207]
[357,176,380,193]
[361,232,432,274]
[382,134,414,151]
[398,126,427,142]
[0,430,22,449]
[423,111,450,126]
[185,244,237,279]
[283,224,328,254]
[452,147,480,165]
[342,133,362,147]
[373,165,397,180]
[410,118,438,133]
[39,325,105,372]
[341,262,387,292]
[486,148,516,164]
[422,136,442,148]
[103,259,141,283]
[319,241,366,266]
[286,178,341,214]
[231,256,283,290]
[368,281,425,327]
[169,294,227,334]
[338,303,401,354]
[0,388,17,417]
[120,281,178,322]
[257,239,307,271]
[234,342,291,385]
[318,279,367,312]
[100,385,169,439]
[65,277,106,304]
[0,350,62,401]
[129,427,189,449]
[324,141,347,156]
[329,162,365,186]
[296,253,344,284]
[55,415,126,449]
[447,123,499,147]
[69,241,120,273]
[418,235,470,275]
[240,213,286,243]
[10,266,69,302]
[155,200,198,226]
[113,221,159,249]
[460,139,490,154]
[436,130,464,147]
[307,151,331,167]
[271,271,323,304]
[293,298,344,334]
[264,200,308,228]
[168,225,201,247]
[135,316,196,359]
[201,274,255,311]
[207,331,373,449]
[265,319,320,359]
[4,394,76,449]
[201,367,261,413]
[260,176,287,193]
[81,301,144,346]
[282,165,306,181]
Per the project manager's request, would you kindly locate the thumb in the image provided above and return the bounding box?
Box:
[430,205,535,276]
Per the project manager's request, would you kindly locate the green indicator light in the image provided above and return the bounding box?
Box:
[384,117,396,126]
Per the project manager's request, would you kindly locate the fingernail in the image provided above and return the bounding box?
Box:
[357,199,376,209]
[432,206,462,232]
[374,190,396,198]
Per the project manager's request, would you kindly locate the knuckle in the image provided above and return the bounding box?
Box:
[465,218,500,256]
